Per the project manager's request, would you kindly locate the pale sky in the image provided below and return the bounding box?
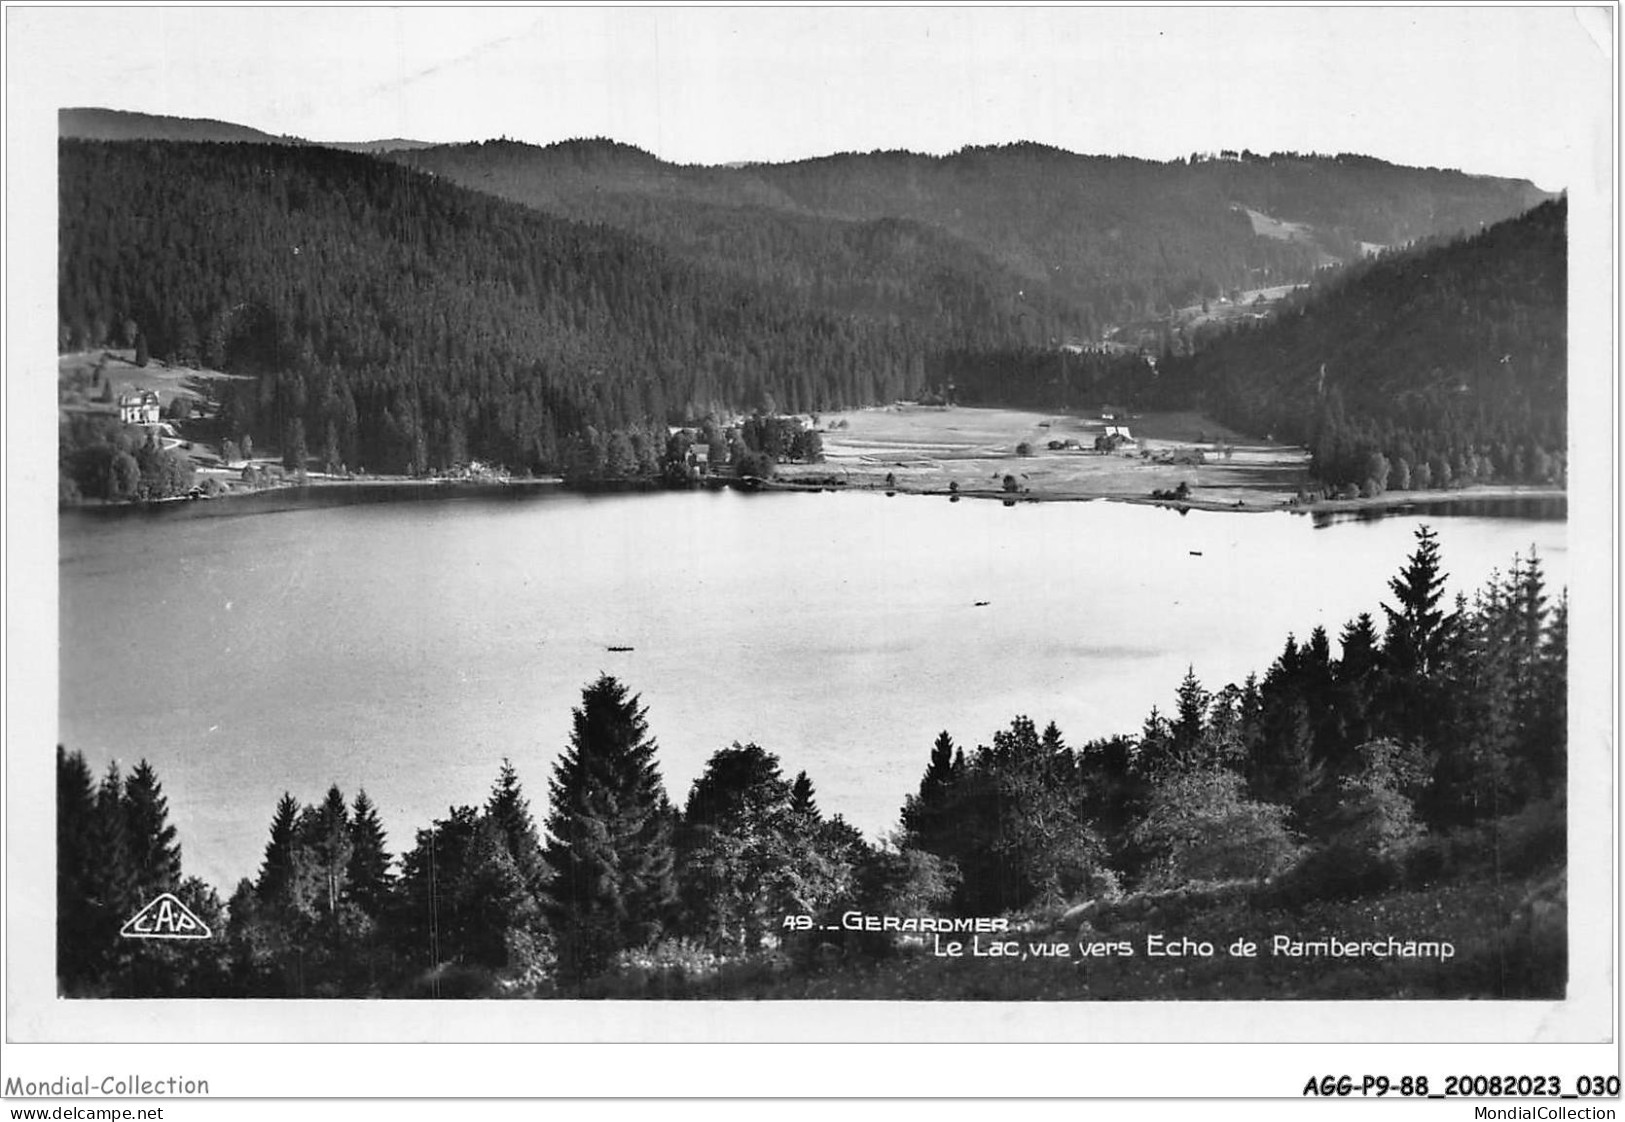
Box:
[6,5,1615,191]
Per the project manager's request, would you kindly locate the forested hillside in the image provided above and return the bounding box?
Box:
[59,107,287,144]
[1158,198,1567,493]
[393,141,1548,339]
[59,140,933,475]
[59,108,435,152]
[57,129,1561,488]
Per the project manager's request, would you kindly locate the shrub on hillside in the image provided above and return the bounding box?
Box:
[1404,797,1565,888]
[1277,740,1430,901]
[837,845,960,960]
[1131,766,1300,889]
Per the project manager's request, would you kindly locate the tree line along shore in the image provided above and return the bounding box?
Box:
[60,356,1563,517]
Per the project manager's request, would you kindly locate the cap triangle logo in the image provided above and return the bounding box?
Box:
[119,892,213,940]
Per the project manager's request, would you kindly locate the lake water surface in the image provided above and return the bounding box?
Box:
[59,488,1567,890]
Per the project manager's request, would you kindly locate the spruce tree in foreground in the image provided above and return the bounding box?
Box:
[346,789,394,919]
[57,747,100,990]
[122,758,183,907]
[1382,525,1458,680]
[255,792,303,905]
[900,730,960,855]
[485,759,550,900]
[544,675,677,986]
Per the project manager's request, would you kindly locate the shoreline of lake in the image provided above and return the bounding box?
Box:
[757,476,1567,518]
[60,468,1567,523]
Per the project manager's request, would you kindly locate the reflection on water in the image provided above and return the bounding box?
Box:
[61,480,565,527]
[1310,494,1566,528]
[59,488,1568,889]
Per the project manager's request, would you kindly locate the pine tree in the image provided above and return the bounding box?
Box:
[1430,581,1519,826]
[256,792,302,904]
[900,730,958,851]
[1382,525,1458,680]
[1506,550,1553,775]
[1339,614,1381,677]
[1300,626,1343,768]
[1527,588,1568,798]
[1040,720,1068,761]
[237,791,324,995]
[1203,684,1245,768]
[87,762,136,961]
[304,786,353,921]
[1250,695,1325,829]
[1333,613,1383,755]
[465,815,548,974]
[1136,705,1175,777]
[122,759,181,901]
[393,805,481,980]
[57,747,100,991]
[1172,666,1210,762]
[1378,526,1462,769]
[338,788,394,993]
[346,789,394,918]
[484,759,549,899]
[1512,549,1550,654]
[788,771,820,820]
[92,759,193,996]
[1075,734,1142,873]
[543,675,677,984]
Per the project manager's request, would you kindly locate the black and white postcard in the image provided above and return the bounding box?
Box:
[4,3,1617,1105]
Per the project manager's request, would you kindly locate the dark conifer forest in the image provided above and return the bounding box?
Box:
[390,141,1547,339]
[59,136,1558,493]
[58,531,1567,999]
[59,140,934,476]
[1157,199,1568,493]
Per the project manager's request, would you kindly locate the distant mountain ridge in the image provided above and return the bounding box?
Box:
[60,107,287,144]
[321,138,442,154]
[388,138,1552,340]
[61,109,1551,346]
[59,107,434,153]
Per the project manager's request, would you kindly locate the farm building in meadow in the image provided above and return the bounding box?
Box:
[118,389,161,425]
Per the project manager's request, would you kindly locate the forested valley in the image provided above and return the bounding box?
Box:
[58,529,1567,1000]
[60,135,1561,503]
[929,198,1568,501]
[1157,199,1568,494]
